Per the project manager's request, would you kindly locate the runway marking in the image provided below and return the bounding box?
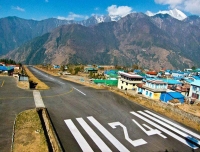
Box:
[145,110,200,140]
[109,122,147,147]
[1,80,4,87]
[130,111,198,149]
[64,112,200,150]
[76,118,112,152]
[73,87,86,96]
[142,124,167,138]
[87,116,129,152]
[64,119,93,152]
[138,111,200,146]
[132,119,166,138]
[33,90,45,108]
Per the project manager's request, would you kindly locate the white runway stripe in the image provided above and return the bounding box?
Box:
[145,110,200,140]
[138,111,200,146]
[87,116,130,152]
[73,87,86,96]
[130,112,198,149]
[33,90,45,108]
[64,119,93,152]
[76,118,112,152]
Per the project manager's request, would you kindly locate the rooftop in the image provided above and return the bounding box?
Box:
[146,79,167,84]
[190,80,200,87]
[118,71,143,79]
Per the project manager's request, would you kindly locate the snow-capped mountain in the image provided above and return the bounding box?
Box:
[92,14,121,22]
[146,8,187,20]
[93,15,111,23]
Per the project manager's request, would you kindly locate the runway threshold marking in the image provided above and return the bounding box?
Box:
[64,119,94,152]
[1,80,4,87]
[64,111,200,151]
[73,87,86,96]
[76,118,112,152]
[87,116,129,152]
[130,111,198,149]
[33,90,45,108]
[144,110,200,139]
[138,111,200,146]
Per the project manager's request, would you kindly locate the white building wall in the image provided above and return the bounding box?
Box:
[189,85,200,100]
[118,78,142,90]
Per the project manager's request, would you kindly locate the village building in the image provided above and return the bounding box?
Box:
[137,79,167,100]
[189,80,200,101]
[118,71,143,90]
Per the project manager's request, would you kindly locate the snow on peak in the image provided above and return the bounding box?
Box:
[146,8,187,20]
[93,15,105,23]
[92,15,111,23]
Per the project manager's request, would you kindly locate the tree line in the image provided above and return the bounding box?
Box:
[0,59,21,65]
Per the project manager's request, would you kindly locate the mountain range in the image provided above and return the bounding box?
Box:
[1,9,200,70]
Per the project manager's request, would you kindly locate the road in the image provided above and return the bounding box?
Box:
[28,66,200,152]
[0,76,35,152]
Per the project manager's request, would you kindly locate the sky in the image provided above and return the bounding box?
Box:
[0,0,200,21]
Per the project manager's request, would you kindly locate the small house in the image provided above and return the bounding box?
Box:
[160,91,185,104]
[84,67,98,73]
[53,65,60,69]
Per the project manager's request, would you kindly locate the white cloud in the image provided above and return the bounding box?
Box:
[12,6,25,12]
[45,0,49,2]
[155,0,200,15]
[183,0,200,15]
[155,0,183,8]
[107,5,132,17]
[57,12,89,20]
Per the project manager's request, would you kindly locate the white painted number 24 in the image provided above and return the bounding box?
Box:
[108,119,166,147]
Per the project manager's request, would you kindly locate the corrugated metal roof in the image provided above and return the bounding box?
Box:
[167,92,184,99]
[146,79,167,84]
[190,80,200,87]
[162,79,182,85]
[118,71,143,78]
[0,66,14,71]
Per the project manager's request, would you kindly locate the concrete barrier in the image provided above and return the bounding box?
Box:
[41,108,63,152]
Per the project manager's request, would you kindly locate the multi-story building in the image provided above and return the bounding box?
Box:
[138,79,168,100]
[118,71,143,90]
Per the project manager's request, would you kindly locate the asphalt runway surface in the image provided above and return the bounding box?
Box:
[0,76,35,152]
[28,66,200,152]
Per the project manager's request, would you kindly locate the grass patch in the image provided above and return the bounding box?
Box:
[24,66,49,90]
[13,109,48,152]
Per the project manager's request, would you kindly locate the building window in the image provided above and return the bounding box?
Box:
[133,84,135,86]
[126,82,128,85]
[146,91,148,96]
[121,86,123,89]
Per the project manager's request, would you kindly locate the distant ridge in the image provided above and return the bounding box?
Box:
[4,12,200,70]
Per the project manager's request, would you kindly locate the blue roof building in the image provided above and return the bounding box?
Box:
[0,66,14,75]
[133,69,141,74]
[162,79,182,85]
[160,92,185,103]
